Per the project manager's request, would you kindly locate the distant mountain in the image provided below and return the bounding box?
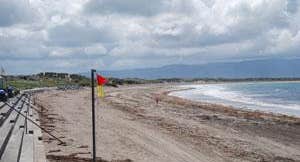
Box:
[82,59,300,79]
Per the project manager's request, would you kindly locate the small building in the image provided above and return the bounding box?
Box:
[57,73,69,79]
[44,72,58,78]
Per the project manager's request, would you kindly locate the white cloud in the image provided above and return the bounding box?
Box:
[49,48,74,57]
[265,29,300,54]
[0,0,300,74]
[84,44,107,56]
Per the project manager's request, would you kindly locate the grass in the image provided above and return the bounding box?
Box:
[8,80,42,90]
[7,77,90,90]
[8,79,58,90]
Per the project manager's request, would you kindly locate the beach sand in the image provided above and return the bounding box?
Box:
[33,84,300,162]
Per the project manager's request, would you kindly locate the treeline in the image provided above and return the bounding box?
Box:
[5,72,300,90]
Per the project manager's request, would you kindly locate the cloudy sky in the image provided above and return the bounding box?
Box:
[0,0,299,74]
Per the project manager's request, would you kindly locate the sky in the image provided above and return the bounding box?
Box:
[0,0,299,74]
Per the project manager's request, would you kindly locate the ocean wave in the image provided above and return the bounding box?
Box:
[171,84,300,115]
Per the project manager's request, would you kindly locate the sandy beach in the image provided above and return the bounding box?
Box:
[33,84,300,162]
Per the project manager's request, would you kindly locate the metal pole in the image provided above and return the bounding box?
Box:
[4,102,65,144]
[91,69,96,162]
[25,94,29,134]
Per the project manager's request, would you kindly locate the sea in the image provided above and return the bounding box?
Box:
[170,82,300,117]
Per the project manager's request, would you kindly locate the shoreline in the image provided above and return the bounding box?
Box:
[34,84,300,162]
[179,80,300,86]
[164,88,300,123]
[167,82,300,118]
[185,79,300,85]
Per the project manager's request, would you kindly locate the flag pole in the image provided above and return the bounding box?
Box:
[91,69,96,162]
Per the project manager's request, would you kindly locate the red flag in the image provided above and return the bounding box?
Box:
[96,74,107,85]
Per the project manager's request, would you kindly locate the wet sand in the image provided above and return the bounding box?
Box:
[34,84,300,162]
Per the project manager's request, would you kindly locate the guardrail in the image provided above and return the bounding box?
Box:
[0,94,47,162]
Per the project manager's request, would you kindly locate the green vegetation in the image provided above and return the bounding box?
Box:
[4,72,300,90]
[6,72,90,90]
[8,80,44,90]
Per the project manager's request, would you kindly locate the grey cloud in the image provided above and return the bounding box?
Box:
[1,0,300,74]
[46,21,117,47]
[151,22,257,49]
[230,1,289,28]
[85,0,168,16]
[151,1,293,49]
[0,30,47,60]
[2,58,102,74]
[0,0,36,27]
[287,0,298,14]
[47,46,107,59]
[201,0,215,8]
